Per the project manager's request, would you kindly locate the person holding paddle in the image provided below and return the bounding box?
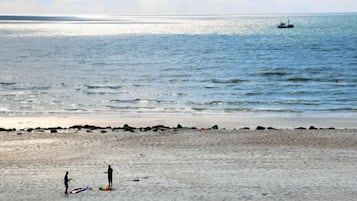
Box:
[106,165,113,188]
[64,171,71,194]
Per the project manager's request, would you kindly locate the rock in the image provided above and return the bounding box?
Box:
[0,128,16,132]
[240,127,250,130]
[27,128,34,132]
[295,127,306,130]
[144,127,151,131]
[69,125,83,130]
[47,127,62,131]
[267,127,276,130]
[152,125,170,130]
[256,126,265,130]
[83,125,102,130]
[309,126,318,130]
[50,128,58,133]
[177,124,183,129]
[112,127,122,131]
[70,125,107,130]
[123,124,135,132]
[320,127,336,130]
[212,125,219,129]
[35,128,45,132]
[100,130,107,133]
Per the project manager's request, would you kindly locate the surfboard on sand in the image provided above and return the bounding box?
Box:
[99,186,113,191]
[70,186,90,194]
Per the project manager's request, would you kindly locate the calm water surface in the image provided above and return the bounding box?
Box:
[0,14,356,117]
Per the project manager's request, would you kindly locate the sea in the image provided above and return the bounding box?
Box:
[0,13,356,119]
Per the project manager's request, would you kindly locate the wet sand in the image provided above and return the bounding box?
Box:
[1,112,357,129]
[1,128,357,201]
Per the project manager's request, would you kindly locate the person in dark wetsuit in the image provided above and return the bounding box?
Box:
[107,165,113,188]
[64,171,71,194]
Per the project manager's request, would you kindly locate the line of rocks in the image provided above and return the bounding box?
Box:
[242,125,335,130]
[0,125,336,133]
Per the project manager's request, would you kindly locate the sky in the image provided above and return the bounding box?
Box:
[0,0,356,15]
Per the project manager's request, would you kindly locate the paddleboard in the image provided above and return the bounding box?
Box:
[99,186,113,191]
[70,186,90,194]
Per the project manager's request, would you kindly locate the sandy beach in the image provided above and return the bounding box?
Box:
[1,127,356,201]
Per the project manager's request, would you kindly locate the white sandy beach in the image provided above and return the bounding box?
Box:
[1,128,356,201]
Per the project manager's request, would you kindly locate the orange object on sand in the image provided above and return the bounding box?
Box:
[99,186,112,191]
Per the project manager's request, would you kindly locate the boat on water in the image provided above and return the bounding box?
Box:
[278,20,294,28]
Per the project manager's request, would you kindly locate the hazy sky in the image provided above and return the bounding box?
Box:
[0,0,356,15]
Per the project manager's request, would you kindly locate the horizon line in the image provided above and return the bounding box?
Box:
[0,11,356,17]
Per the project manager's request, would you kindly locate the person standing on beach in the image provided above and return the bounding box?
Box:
[107,165,113,188]
[64,171,71,194]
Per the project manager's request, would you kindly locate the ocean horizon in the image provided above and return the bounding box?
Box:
[0,13,356,127]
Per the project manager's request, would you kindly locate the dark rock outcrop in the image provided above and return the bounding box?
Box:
[309,126,318,130]
[0,128,16,132]
[295,127,306,130]
[123,124,135,132]
[256,126,266,130]
[212,125,219,129]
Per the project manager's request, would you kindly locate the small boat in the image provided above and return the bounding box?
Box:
[278,20,294,28]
